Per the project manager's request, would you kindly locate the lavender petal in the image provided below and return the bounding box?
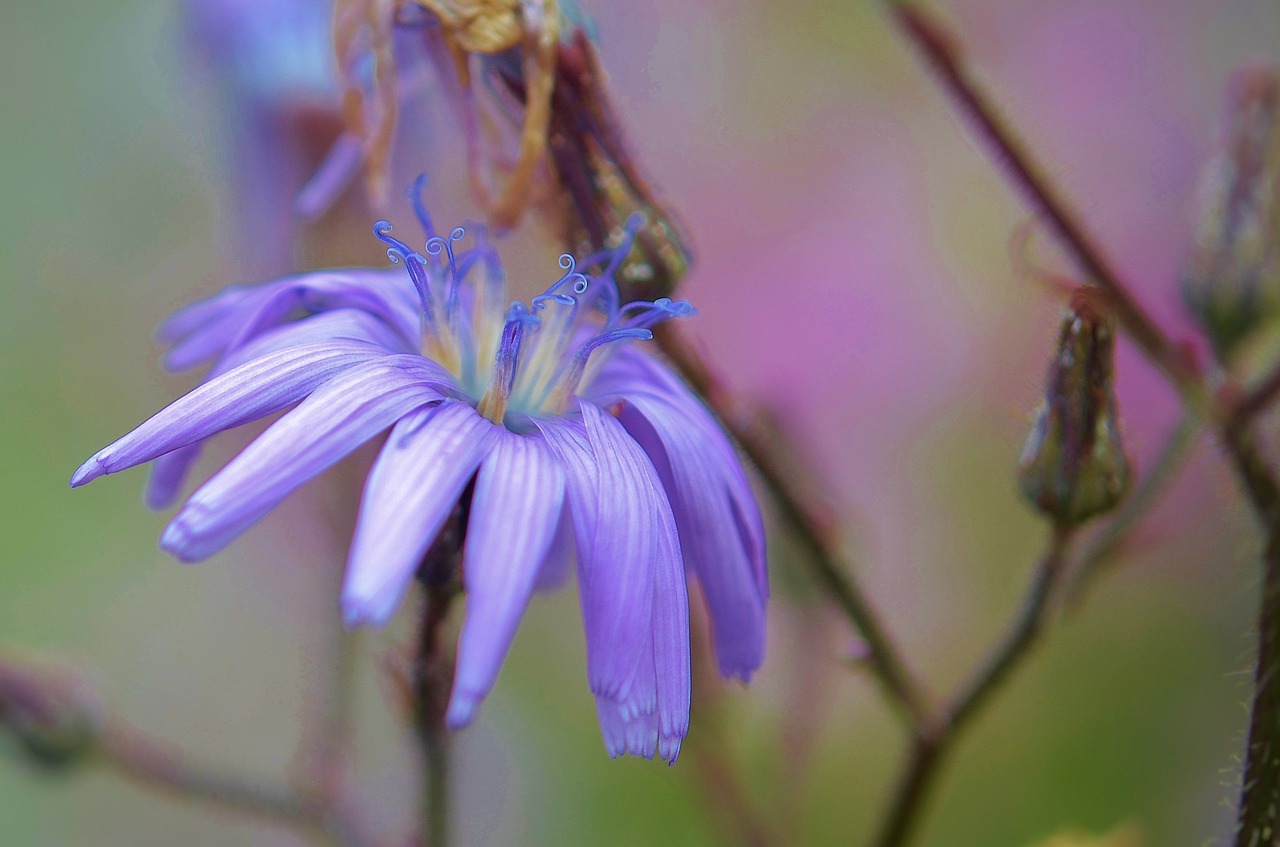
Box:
[621,394,767,681]
[144,309,417,509]
[72,341,395,488]
[342,402,500,627]
[446,431,565,728]
[158,356,448,562]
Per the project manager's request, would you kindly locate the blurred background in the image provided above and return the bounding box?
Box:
[3,0,1280,844]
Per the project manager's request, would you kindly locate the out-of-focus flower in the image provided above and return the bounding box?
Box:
[1018,290,1130,526]
[184,0,347,276]
[71,184,767,762]
[1181,65,1280,363]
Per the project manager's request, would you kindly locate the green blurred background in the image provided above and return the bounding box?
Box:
[3,0,1280,844]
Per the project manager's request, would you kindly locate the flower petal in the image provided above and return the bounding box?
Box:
[537,402,685,711]
[620,395,767,680]
[158,356,447,562]
[590,346,768,601]
[446,431,565,728]
[144,310,418,509]
[72,341,397,488]
[163,269,421,371]
[342,402,500,627]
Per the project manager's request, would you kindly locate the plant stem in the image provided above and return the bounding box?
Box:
[412,521,464,847]
[654,324,930,729]
[888,2,1202,399]
[1223,427,1280,847]
[871,525,1073,847]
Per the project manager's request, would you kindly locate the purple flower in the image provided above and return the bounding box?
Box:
[72,185,768,762]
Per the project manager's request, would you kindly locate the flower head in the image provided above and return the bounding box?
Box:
[72,182,767,761]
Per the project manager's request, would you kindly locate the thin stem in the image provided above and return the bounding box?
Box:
[888,3,1203,401]
[1232,358,1280,428]
[654,324,931,729]
[1065,412,1204,608]
[412,526,464,847]
[872,525,1074,847]
[688,740,778,847]
[1223,427,1280,847]
[98,720,316,825]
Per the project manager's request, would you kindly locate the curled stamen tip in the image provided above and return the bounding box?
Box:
[571,273,590,294]
[623,211,648,232]
[372,219,394,234]
[426,226,467,255]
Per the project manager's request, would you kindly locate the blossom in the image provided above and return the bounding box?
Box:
[71,184,768,761]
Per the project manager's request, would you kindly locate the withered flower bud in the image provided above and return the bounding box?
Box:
[1018,291,1130,526]
[0,658,102,772]
[1181,65,1280,362]
[489,29,693,302]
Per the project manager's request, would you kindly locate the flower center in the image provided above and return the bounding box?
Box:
[374,180,695,428]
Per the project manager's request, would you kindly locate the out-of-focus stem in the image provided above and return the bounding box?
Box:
[1222,427,1280,847]
[872,525,1074,847]
[1065,412,1204,608]
[654,324,931,729]
[97,716,367,847]
[413,580,458,847]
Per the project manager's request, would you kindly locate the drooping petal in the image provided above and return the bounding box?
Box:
[72,341,396,488]
[342,402,500,627]
[650,505,691,763]
[595,697,658,760]
[534,506,575,591]
[536,412,649,705]
[159,356,448,562]
[592,482,691,763]
[590,346,768,600]
[446,431,565,728]
[620,395,766,681]
[538,402,686,714]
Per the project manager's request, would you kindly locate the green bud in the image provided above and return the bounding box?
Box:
[1181,66,1280,362]
[0,659,101,773]
[1018,292,1130,526]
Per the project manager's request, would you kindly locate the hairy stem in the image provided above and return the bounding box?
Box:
[872,526,1073,847]
[654,324,930,728]
[1224,427,1280,847]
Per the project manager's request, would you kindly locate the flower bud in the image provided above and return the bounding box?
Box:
[1018,291,1130,526]
[0,658,102,772]
[1181,65,1280,362]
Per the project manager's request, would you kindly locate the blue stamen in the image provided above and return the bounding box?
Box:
[615,298,696,329]
[407,174,437,240]
[426,226,466,316]
[373,220,433,318]
[532,254,590,311]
